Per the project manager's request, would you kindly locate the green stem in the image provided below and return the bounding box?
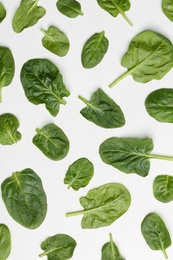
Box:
[78,95,89,106]
[0,87,2,103]
[121,11,133,26]
[66,208,93,217]
[108,70,131,88]
[149,154,173,161]
[162,248,168,259]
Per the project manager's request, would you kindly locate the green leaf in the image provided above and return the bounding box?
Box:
[56,0,84,18]
[162,0,173,22]
[145,88,173,123]
[153,175,173,203]
[66,183,131,229]
[12,0,46,33]
[0,3,6,23]
[0,224,11,260]
[39,233,77,259]
[141,213,171,259]
[99,137,173,177]
[20,58,70,116]
[33,123,70,161]
[97,0,132,26]
[41,26,70,57]
[1,168,47,229]
[78,88,125,128]
[81,31,109,68]
[64,157,94,190]
[109,31,173,88]
[0,113,22,145]
[101,233,125,260]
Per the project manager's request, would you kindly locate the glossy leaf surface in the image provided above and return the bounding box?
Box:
[0,3,6,23]
[162,0,173,22]
[0,224,11,260]
[153,175,173,203]
[56,0,83,18]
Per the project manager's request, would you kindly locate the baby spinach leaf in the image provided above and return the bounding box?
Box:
[109,31,173,88]
[1,168,47,229]
[153,175,173,203]
[0,224,11,260]
[81,31,109,68]
[97,0,132,26]
[41,26,70,57]
[12,0,46,33]
[0,3,6,23]
[56,0,84,18]
[66,183,131,229]
[20,58,70,116]
[64,157,94,190]
[0,113,22,145]
[99,137,173,177]
[78,88,125,128]
[145,88,173,123]
[141,213,171,259]
[33,123,70,161]
[0,47,15,102]
[39,233,77,259]
[101,233,125,260]
[162,0,173,22]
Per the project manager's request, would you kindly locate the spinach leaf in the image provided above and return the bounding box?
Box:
[78,88,125,128]
[162,0,173,22]
[0,3,6,23]
[97,0,132,26]
[0,47,15,102]
[39,233,77,259]
[0,224,11,260]
[66,183,131,229]
[81,31,109,68]
[141,213,171,259]
[153,175,173,203]
[145,88,173,123]
[56,0,84,18]
[33,123,70,161]
[109,31,173,88]
[1,168,47,229]
[41,26,70,57]
[64,157,94,190]
[99,137,173,177]
[0,113,21,145]
[101,233,125,260]
[12,0,46,33]
[20,58,70,116]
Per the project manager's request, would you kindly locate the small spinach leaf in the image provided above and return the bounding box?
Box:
[39,233,77,259]
[33,123,70,161]
[145,88,173,123]
[0,113,21,145]
[0,224,11,260]
[78,88,125,128]
[66,183,131,229]
[56,0,83,18]
[12,0,46,33]
[81,31,109,68]
[97,0,132,26]
[0,3,6,23]
[20,58,70,116]
[141,213,171,259]
[162,0,173,22]
[64,157,94,190]
[109,31,173,88]
[153,175,173,203]
[41,26,70,57]
[1,168,47,229]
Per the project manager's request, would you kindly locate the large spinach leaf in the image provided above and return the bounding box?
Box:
[12,0,46,33]
[141,213,171,259]
[78,88,125,128]
[99,137,173,177]
[64,157,94,190]
[0,3,6,23]
[66,183,131,229]
[97,0,132,26]
[39,233,77,259]
[109,31,173,88]
[41,26,70,57]
[81,31,109,68]
[1,168,47,229]
[0,224,11,260]
[0,113,21,145]
[33,123,70,161]
[153,175,173,203]
[145,88,173,123]
[20,58,70,116]
[56,0,84,18]
[162,0,173,22]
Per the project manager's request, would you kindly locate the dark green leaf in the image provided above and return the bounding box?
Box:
[153,175,173,203]
[56,0,83,18]
[0,3,6,23]
[0,224,11,260]
[162,0,173,22]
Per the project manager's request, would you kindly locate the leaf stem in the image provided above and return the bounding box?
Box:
[120,11,133,26]
[78,95,89,105]
[149,154,173,161]
[66,208,93,217]
[162,248,168,259]
[108,70,131,88]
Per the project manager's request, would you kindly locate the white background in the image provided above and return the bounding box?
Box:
[0,0,173,259]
